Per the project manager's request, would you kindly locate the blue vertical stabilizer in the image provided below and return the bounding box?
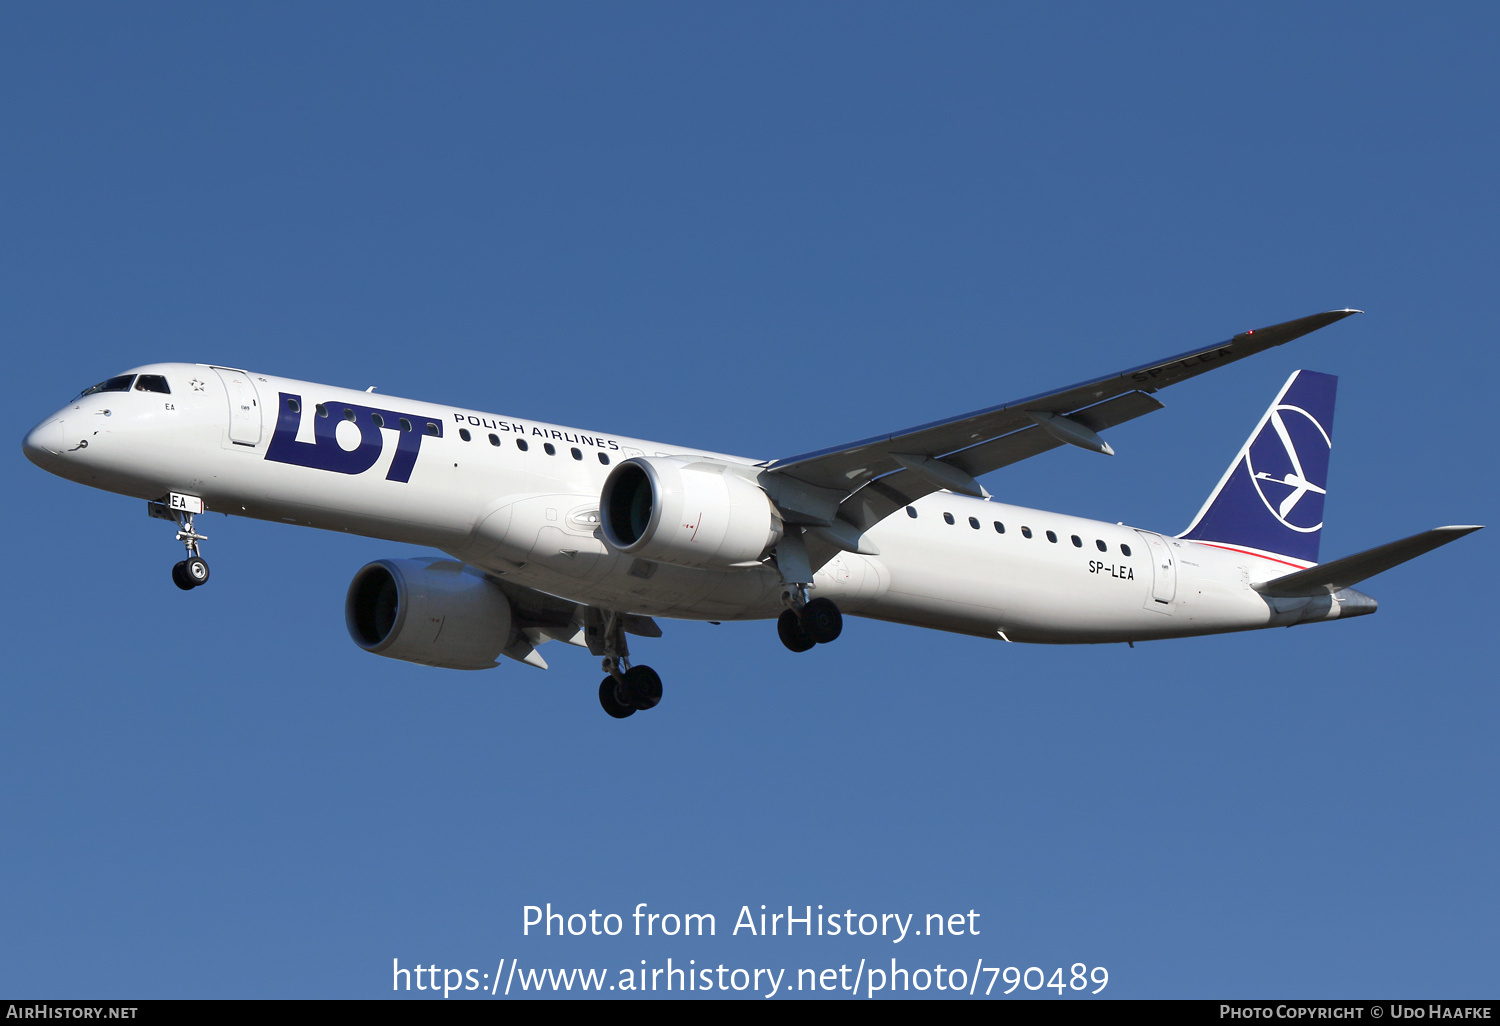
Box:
[1179,370,1337,564]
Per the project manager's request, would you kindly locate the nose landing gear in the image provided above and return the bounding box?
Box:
[170,513,211,591]
[150,499,211,591]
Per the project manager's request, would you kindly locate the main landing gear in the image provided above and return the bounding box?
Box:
[598,665,663,720]
[596,611,662,720]
[777,588,843,652]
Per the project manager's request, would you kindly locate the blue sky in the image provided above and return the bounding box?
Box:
[3,2,1495,999]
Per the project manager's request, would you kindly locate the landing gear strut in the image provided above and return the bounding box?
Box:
[777,585,843,652]
[595,610,663,719]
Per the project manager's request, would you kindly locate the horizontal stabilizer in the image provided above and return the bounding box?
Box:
[1254,526,1483,597]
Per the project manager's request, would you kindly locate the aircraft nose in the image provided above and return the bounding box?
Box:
[22,416,67,466]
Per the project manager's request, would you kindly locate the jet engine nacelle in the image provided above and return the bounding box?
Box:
[600,456,782,569]
[345,557,513,670]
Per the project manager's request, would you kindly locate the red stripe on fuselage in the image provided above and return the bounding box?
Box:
[1191,541,1311,569]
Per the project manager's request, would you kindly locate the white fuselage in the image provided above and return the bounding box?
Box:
[24,362,1328,646]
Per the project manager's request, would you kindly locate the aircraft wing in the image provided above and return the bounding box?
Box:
[479,571,662,669]
[762,309,1361,539]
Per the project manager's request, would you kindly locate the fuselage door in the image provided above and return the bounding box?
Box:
[212,367,262,446]
[1135,530,1177,610]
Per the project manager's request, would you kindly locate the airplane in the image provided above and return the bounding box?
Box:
[21,309,1481,719]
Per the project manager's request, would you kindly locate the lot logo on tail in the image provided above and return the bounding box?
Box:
[1180,370,1336,564]
[265,393,441,482]
[1247,399,1330,532]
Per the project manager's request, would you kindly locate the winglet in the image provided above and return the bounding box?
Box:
[1238,309,1362,346]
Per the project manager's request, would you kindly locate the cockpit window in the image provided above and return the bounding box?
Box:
[134,375,171,394]
[78,375,135,397]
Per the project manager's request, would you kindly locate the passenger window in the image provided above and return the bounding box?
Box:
[79,375,135,397]
[571,447,582,460]
[371,413,384,428]
[425,422,439,436]
[516,439,529,452]
[598,453,610,465]
[1071,535,1082,547]
[399,417,411,432]
[344,408,356,422]
[1046,530,1058,543]
[943,512,955,525]
[544,442,556,456]
[316,404,328,418]
[489,434,500,446]
[459,428,471,441]
[1121,543,1132,557]
[906,507,918,518]
[1021,526,1033,539]
[1096,539,1107,552]
[994,521,1005,534]
[134,375,171,394]
[969,517,980,530]
[286,398,300,413]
